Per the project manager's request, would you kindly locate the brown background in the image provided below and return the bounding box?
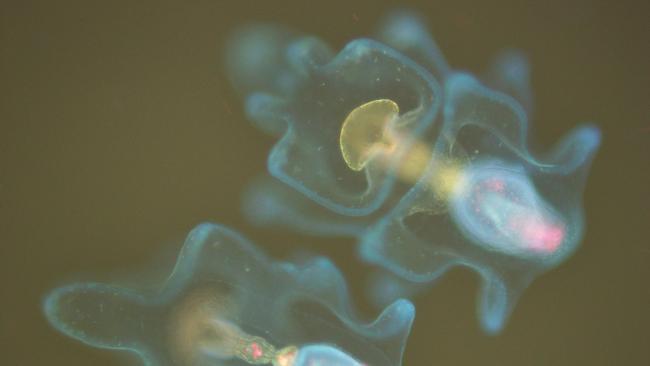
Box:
[1,0,648,365]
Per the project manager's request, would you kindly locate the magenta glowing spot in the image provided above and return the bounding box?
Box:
[450,161,567,257]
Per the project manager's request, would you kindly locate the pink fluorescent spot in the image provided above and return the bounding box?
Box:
[485,178,505,192]
[511,215,565,253]
[249,342,263,360]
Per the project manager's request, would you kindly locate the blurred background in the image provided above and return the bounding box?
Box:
[1,0,648,365]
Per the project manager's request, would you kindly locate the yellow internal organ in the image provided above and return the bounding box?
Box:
[169,288,240,364]
[340,99,399,171]
[169,288,280,365]
[273,346,299,366]
[339,99,465,204]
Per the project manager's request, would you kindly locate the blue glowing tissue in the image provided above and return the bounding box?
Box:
[228,11,601,333]
[44,224,414,365]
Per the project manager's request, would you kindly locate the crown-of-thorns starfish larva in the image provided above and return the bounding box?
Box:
[228,11,600,333]
[44,224,414,366]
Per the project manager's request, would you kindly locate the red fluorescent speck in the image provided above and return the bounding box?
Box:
[514,216,565,253]
[248,342,263,359]
[485,178,505,192]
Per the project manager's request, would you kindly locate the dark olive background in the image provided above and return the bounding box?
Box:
[1,1,648,365]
